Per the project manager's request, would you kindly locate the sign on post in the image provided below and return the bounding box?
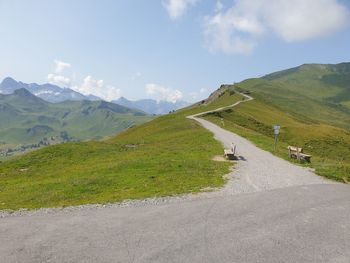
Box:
[273,125,280,152]
[274,125,280,135]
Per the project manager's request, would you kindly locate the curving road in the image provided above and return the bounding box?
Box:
[187,93,333,195]
[1,95,349,263]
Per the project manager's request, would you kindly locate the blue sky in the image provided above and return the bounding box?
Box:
[0,0,350,102]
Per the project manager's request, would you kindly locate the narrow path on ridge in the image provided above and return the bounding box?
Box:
[187,93,333,195]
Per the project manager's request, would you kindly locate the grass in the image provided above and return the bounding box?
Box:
[209,63,350,182]
[2,62,349,210]
[0,91,153,148]
[203,97,350,182]
[235,79,350,130]
[0,93,243,210]
[263,63,350,110]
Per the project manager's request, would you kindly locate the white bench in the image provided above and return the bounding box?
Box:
[224,144,236,160]
[288,146,312,162]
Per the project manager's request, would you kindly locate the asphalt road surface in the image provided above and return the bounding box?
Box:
[1,96,349,263]
[1,184,349,263]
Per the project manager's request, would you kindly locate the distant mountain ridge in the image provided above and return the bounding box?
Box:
[0,77,191,113]
[113,97,190,115]
[0,88,152,156]
[0,77,101,103]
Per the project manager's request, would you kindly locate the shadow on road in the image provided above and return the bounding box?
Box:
[237,156,247,161]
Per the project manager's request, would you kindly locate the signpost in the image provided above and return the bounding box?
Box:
[273,125,280,152]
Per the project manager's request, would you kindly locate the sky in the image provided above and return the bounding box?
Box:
[0,0,350,102]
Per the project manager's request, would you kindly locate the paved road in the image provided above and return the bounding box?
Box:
[1,184,349,263]
[1,96,349,263]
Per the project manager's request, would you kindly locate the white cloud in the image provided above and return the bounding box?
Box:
[132,72,142,80]
[47,60,121,101]
[47,60,72,87]
[266,0,349,42]
[34,90,60,96]
[204,0,349,55]
[54,60,71,74]
[189,88,208,101]
[163,0,199,20]
[215,1,223,13]
[145,83,183,103]
[47,73,71,87]
[73,76,121,101]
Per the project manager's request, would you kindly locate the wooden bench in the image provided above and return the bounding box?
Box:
[287,146,312,162]
[224,144,236,160]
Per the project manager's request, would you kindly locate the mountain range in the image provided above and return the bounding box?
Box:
[0,77,101,103]
[113,97,190,115]
[0,88,152,155]
[0,77,190,114]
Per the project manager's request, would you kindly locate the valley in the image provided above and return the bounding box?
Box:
[0,88,153,158]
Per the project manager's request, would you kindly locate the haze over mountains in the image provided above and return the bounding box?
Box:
[0,77,191,156]
[0,77,101,103]
[114,97,190,115]
[0,77,190,114]
[0,87,152,156]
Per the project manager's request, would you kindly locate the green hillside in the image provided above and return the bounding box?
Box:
[263,63,350,108]
[0,92,243,210]
[235,63,350,129]
[0,63,349,210]
[204,63,350,182]
[0,89,153,156]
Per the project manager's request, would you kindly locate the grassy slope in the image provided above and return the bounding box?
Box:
[0,91,153,146]
[203,63,350,182]
[235,78,350,130]
[2,63,349,210]
[263,63,350,108]
[0,93,243,210]
[204,89,350,182]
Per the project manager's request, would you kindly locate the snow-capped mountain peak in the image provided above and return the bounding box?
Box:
[0,77,102,103]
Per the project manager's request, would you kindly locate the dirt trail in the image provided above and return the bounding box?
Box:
[187,93,333,195]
